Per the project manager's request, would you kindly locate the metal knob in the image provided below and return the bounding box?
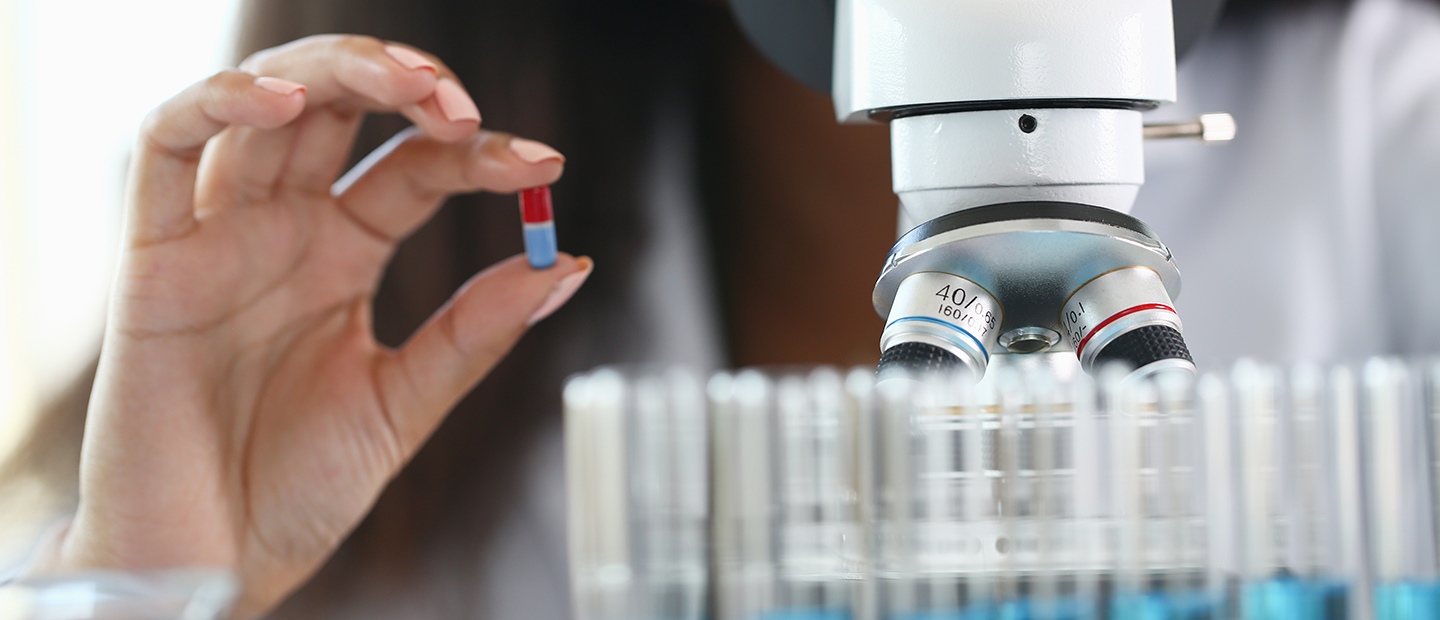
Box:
[1143,112,1236,142]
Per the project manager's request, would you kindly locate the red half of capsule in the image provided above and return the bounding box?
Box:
[520,185,553,224]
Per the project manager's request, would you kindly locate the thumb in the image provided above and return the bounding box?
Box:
[374,253,592,451]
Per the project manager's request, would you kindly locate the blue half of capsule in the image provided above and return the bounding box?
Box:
[524,222,557,269]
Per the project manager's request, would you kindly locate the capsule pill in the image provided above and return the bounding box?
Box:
[520,185,557,269]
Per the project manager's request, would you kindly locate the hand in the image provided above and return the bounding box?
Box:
[34,35,592,617]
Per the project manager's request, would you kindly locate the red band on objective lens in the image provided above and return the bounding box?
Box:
[1075,303,1177,358]
[520,186,553,223]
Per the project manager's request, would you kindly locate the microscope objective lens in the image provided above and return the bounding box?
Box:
[1060,267,1193,375]
[878,272,1000,379]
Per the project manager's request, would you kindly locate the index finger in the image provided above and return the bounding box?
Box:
[240,34,478,141]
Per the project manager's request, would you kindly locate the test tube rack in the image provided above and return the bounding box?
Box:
[564,357,1440,620]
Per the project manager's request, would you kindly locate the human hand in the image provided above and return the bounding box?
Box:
[34,35,591,617]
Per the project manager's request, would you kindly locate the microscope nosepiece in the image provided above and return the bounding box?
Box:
[872,203,1192,382]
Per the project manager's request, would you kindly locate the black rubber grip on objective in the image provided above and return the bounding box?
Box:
[877,342,962,375]
[1093,325,1194,368]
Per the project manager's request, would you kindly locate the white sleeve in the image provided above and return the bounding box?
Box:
[1371,0,1440,354]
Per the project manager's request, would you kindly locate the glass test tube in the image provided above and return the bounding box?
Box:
[1367,359,1440,620]
[1104,366,1212,620]
[710,368,861,620]
[565,367,710,620]
[1222,360,1353,620]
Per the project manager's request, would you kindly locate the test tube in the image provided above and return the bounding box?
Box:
[564,367,709,620]
[1367,359,1440,620]
[1230,359,1353,620]
[1200,372,1241,617]
[1235,360,1287,618]
[711,370,778,620]
[1283,364,1351,616]
[711,368,860,620]
[1331,364,1370,620]
[1104,364,1214,620]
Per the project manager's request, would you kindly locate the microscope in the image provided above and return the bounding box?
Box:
[731,0,1234,381]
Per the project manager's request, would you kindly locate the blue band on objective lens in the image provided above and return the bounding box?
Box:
[884,316,989,362]
[524,224,558,269]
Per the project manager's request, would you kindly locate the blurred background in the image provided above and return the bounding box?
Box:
[2,0,1437,617]
[0,0,243,562]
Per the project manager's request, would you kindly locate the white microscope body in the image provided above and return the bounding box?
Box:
[835,0,1173,222]
[834,0,1201,380]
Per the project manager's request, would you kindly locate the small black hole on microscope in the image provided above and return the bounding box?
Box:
[1018,114,1038,133]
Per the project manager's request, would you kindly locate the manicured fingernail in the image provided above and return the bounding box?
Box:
[528,258,593,325]
[385,45,438,74]
[434,78,481,123]
[255,77,306,96]
[510,138,565,164]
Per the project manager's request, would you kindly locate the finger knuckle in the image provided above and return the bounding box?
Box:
[137,70,244,152]
[238,46,281,72]
[338,34,385,53]
[207,68,248,88]
[138,97,185,138]
[137,107,169,146]
[452,132,499,189]
[206,70,254,105]
[240,34,335,72]
[237,53,262,72]
[475,334,519,369]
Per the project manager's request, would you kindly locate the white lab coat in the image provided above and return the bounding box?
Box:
[1137,0,1440,368]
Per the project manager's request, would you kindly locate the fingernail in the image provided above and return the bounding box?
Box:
[384,45,438,74]
[528,258,593,325]
[434,78,481,123]
[510,138,565,164]
[255,76,306,96]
